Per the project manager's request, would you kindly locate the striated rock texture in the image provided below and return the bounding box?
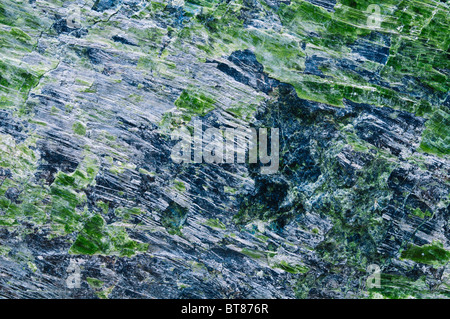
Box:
[0,0,449,299]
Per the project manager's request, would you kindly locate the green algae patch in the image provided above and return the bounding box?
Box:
[54,169,96,191]
[69,214,148,257]
[73,122,87,136]
[274,260,309,274]
[87,277,104,289]
[409,207,432,219]
[226,103,258,121]
[95,286,114,299]
[114,206,146,222]
[161,202,189,235]
[49,185,86,234]
[183,0,448,115]
[0,136,49,227]
[10,27,32,43]
[369,273,430,299]
[173,180,186,192]
[86,276,114,299]
[175,90,216,117]
[400,241,450,267]
[419,110,450,157]
[205,218,226,230]
[0,244,11,256]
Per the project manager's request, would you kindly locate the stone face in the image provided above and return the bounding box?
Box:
[0,0,448,299]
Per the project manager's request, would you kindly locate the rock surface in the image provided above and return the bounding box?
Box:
[0,0,449,299]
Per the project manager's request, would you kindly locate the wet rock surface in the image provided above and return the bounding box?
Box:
[0,0,448,299]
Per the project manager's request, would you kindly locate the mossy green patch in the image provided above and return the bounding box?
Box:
[0,60,40,94]
[87,277,104,289]
[368,273,431,299]
[161,202,189,235]
[226,104,257,121]
[419,109,450,156]
[177,0,447,116]
[173,180,186,192]
[95,285,114,299]
[241,248,266,259]
[0,244,11,256]
[410,207,432,219]
[10,27,32,43]
[274,260,309,274]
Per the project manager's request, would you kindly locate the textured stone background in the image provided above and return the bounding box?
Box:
[0,0,448,298]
